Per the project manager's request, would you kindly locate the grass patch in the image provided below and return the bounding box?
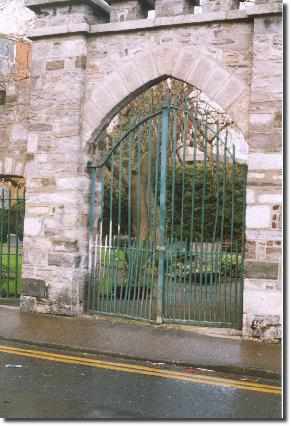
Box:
[0,253,22,298]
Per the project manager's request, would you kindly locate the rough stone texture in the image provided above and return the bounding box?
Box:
[155,0,194,17]
[26,1,109,27]
[245,261,279,280]
[0,35,31,179]
[22,278,48,297]
[0,1,283,339]
[110,0,148,22]
[243,279,282,340]
[201,0,240,12]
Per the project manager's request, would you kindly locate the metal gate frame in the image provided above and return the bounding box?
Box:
[0,183,25,305]
[87,101,247,329]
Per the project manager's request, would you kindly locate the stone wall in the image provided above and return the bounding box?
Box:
[0,35,31,177]
[0,0,282,340]
[110,0,148,22]
[243,12,283,340]
[21,33,89,315]
[155,0,194,16]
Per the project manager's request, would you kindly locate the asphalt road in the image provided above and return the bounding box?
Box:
[0,340,282,420]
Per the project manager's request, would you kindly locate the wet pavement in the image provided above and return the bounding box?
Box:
[0,341,281,419]
[0,306,281,378]
[0,339,282,419]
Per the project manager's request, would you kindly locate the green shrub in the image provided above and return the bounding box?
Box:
[102,163,247,248]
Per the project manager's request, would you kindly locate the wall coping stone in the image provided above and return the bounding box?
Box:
[25,0,111,14]
[26,3,282,39]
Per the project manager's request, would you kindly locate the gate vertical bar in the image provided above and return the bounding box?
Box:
[156,104,169,324]
[87,162,97,311]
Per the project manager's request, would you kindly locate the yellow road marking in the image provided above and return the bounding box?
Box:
[0,345,281,396]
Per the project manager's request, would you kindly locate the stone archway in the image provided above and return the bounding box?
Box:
[12,0,281,339]
[82,45,249,148]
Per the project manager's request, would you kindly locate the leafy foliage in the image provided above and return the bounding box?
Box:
[0,200,25,243]
[102,163,247,246]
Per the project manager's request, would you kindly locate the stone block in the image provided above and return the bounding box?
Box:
[75,55,87,69]
[205,67,230,100]
[243,277,282,339]
[4,157,13,175]
[256,241,266,260]
[248,153,282,170]
[155,0,194,17]
[248,131,282,153]
[56,176,87,191]
[254,15,282,35]
[27,134,38,153]
[201,0,240,12]
[187,56,216,92]
[24,217,43,237]
[246,189,256,204]
[172,50,201,84]
[48,253,77,267]
[213,75,247,111]
[46,60,65,71]
[266,246,281,261]
[155,46,178,78]
[246,228,281,242]
[247,170,282,187]
[20,295,37,312]
[110,0,148,22]
[249,113,274,131]
[102,72,130,105]
[15,161,25,176]
[117,60,145,94]
[26,0,109,26]
[22,278,48,298]
[132,51,159,85]
[245,261,279,279]
[246,205,271,229]
[257,193,282,204]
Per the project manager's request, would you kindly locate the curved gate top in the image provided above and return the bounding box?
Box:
[87,98,247,329]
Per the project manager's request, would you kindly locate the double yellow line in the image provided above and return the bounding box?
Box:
[0,344,281,395]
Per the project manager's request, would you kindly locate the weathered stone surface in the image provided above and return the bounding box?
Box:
[75,55,87,69]
[0,4,283,340]
[243,278,282,340]
[248,153,282,170]
[155,0,194,17]
[46,60,65,71]
[245,261,279,280]
[246,205,272,229]
[19,295,37,313]
[110,0,148,22]
[201,0,240,12]
[24,217,43,237]
[22,278,48,298]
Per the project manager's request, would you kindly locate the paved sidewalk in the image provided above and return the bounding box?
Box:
[0,306,281,378]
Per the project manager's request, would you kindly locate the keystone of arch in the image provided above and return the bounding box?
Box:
[82,44,249,147]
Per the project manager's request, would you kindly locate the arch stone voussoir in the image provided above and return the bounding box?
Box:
[213,74,248,113]
[187,56,218,93]
[154,45,181,77]
[172,49,202,83]
[132,51,160,85]
[102,75,129,106]
[83,45,249,146]
[227,90,249,137]
[116,60,146,94]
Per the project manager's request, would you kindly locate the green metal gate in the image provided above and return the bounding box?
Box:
[0,182,25,305]
[87,100,247,329]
